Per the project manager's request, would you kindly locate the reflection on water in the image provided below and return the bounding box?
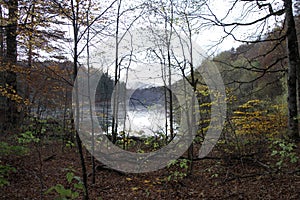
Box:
[96,104,177,137]
[125,104,167,136]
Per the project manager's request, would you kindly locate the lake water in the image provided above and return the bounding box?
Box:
[96,104,176,137]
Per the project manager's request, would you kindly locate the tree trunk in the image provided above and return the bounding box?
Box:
[285,0,300,140]
[0,5,4,58]
[71,1,89,198]
[0,5,5,129]
[4,0,19,130]
[112,0,122,144]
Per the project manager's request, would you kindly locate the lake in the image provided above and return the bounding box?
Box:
[96,104,177,137]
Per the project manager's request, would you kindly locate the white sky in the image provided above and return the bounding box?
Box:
[61,0,287,59]
[195,0,285,54]
[70,0,287,88]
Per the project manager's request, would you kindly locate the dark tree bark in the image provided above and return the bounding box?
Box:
[6,0,17,63]
[4,0,19,130]
[0,5,4,58]
[284,0,300,140]
[0,5,4,130]
[69,0,89,198]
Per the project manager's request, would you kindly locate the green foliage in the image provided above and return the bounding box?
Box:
[45,183,79,200]
[0,164,16,187]
[269,138,298,170]
[21,116,67,141]
[0,141,28,156]
[144,135,164,151]
[17,131,40,144]
[166,159,189,181]
[0,141,28,187]
[65,140,75,148]
[45,169,84,200]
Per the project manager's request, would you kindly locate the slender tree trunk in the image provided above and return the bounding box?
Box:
[21,3,35,126]
[285,0,300,140]
[167,0,174,141]
[86,2,96,184]
[112,0,122,144]
[164,77,168,143]
[0,5,3,58]
[0,5,5,129]
[186,13,196,174]
[71,1,89,199]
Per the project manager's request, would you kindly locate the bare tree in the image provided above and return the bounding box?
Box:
[202,0,299,140]
[52,0,118,198]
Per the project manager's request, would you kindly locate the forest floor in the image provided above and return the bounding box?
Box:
[1,136,300,200]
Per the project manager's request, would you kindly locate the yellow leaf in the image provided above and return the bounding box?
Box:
[143,180,151,184]
[126,177,132,181]
[131,187,139,191]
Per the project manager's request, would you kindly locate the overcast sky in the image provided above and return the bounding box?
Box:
[85,0,286,89]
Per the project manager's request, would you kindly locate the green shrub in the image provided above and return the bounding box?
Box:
[45,169,84,200]
[269,138,298,170]
[166,159,189,181]
[0,142,27,187]
[0,141,28,156]
[0,164,16,187]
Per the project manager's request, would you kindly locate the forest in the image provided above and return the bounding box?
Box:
[0,0,300,199]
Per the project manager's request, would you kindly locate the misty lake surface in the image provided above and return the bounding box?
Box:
[96,104,176,137]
